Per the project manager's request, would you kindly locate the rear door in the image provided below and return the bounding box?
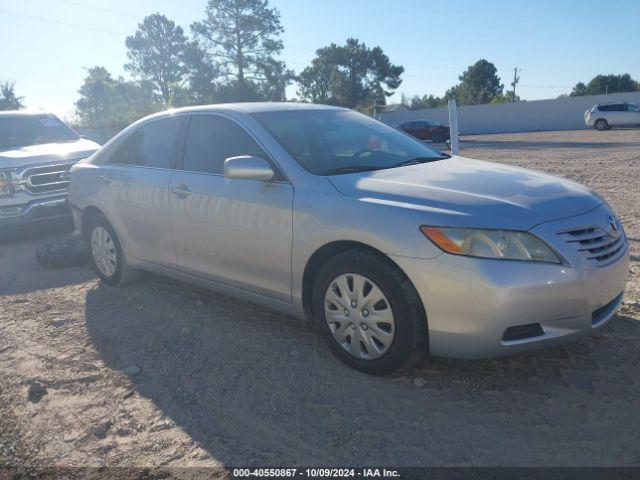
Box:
[406,121,427,140]
[624,103,640,125]
[98,116,184,266]
[169,113,293,302]
[604,104,626,125]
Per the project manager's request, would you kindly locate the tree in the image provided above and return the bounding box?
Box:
[0,81,25,110]
[192,0,288,100]
[491,91,521,103]
[75,66,160,132]
[257,57,295,101]
[570,82,588,96]
[182,41,221,105]
[570,74,638,96]
[297,38,404,109]
[449,59,504,105]
[403,94,445,110]
[125,14,194,105]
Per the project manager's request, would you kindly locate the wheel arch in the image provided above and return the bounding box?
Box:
[301,240,425,320]
[80,205,107,240]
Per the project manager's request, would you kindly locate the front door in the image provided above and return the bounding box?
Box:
[169,114,293,302]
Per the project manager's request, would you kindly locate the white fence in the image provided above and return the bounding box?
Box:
[378,91,640,135]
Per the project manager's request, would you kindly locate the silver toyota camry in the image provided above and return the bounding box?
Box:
[69,103,629,375]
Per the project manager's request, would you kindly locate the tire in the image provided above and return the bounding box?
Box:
[312,249,428,375]
[594,119,609,131]
[432,133,444,143]
[35,233,90,269]
[86,215,139,286]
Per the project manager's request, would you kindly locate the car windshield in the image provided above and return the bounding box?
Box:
[251,109,446,175]
[0,114,79,151]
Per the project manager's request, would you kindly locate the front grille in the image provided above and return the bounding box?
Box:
[558,226,626,265]
[21,163,73,194]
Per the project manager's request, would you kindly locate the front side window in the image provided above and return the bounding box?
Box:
[182,115,267,175]
[626,103,639,112]
[252,109,446,175]
[0,114,79,151]
[107,116,183,168]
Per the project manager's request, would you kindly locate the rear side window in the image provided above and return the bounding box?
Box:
[182,115,267,175]
[598,104,623,112]
[626,103,639,112]
[107,116,184,168]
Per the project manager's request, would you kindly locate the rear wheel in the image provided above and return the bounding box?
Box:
[432,132,444,143]
[87,215,139,286]
[312,250,428,375]
[594,118,609,131]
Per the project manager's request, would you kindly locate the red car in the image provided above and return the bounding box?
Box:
[398,119,450,143]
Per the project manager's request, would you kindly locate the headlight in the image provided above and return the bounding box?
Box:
[420,226,561,263]
[0,171,13,197]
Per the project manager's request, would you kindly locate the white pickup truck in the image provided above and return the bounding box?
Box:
[0,111,100,227]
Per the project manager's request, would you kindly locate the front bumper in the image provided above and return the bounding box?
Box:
[393,250,628,359]
[0,195,71,227]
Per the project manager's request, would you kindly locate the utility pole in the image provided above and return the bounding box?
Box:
[511,67,520,102]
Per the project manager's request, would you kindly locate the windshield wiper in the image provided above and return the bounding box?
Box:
[321,165,382,176]
[391,155,449,168]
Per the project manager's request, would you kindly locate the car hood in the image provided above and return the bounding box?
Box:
[326,156,603,230]
[0,138,100,168]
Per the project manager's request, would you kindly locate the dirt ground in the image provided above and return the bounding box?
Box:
[1,129,639,473]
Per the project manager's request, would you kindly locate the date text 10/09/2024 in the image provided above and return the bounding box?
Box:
[232,468,401,478]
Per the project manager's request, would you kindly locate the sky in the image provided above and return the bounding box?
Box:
[1,0,639,120]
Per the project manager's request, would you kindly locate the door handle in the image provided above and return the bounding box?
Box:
[98,174,112,184]
[171,185,192,198]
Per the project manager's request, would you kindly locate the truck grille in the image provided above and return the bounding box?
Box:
[558,226,626,265]
[20,163,73,195]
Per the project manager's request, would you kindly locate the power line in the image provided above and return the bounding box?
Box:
[0,8,128,36]
[0,8,578,93]
[53,0,140,19]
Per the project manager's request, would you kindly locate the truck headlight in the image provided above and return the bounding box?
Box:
[420,226,562,263]
[0,171,13,197]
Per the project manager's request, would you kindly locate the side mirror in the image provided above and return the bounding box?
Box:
[224,155,275,181]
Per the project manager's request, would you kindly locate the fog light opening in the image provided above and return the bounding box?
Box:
[502,323,545,342]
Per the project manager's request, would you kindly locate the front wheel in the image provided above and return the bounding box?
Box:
[594,119,609,131]
[312,250,428,375]
[87,215,139,286]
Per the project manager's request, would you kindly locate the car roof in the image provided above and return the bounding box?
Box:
[171,102,346,115]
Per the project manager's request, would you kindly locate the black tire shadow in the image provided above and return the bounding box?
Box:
[84,275,640,466]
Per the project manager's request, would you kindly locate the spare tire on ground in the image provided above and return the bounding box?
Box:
[35,233,90,269]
